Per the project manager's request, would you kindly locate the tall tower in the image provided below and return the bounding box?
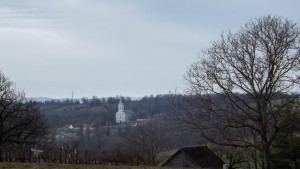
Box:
[116,97,125,123]
[118,97,124,111]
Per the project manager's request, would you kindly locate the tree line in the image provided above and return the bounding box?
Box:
[39,94,177,128]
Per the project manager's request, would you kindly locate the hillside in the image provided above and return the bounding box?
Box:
[39,95,176,128]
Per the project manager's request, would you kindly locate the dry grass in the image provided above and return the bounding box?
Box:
[0,162,193,169]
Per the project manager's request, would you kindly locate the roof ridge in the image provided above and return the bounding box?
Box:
[181,145,207,149]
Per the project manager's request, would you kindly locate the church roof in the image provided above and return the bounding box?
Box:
[136,118,151,122]
[124,110,133,114]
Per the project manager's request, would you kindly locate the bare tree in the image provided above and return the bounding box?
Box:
[127,120,168,165]
[0,70,48,146]
[182,16,300,169]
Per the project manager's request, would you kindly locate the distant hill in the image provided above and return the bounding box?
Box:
[26,97,142,103]
[37,95,175,128]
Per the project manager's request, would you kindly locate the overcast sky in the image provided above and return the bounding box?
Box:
[0,0,299,99]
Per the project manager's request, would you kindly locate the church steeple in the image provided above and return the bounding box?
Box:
[118,97,124,111]
[116,96,125,123]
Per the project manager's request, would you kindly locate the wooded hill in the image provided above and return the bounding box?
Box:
[38,95,176,128]
[38,93,295,128]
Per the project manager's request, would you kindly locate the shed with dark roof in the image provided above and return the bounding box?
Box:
[160,146,224,169]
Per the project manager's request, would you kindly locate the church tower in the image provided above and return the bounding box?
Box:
[118,98,124,111]
[116,97,126,123]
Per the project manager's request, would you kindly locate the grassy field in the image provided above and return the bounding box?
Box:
[0,162,194,169]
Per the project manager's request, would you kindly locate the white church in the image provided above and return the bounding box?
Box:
[115,98,126,123]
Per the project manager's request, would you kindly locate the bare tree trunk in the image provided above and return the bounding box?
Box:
[137,152,140,166]
[0,149,2,162]
[262,143,271,169]
[254,149,258,169]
